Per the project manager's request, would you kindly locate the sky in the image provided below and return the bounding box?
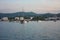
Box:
[0,0,60,13]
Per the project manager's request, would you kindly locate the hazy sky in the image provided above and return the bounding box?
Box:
[0,0,60,13]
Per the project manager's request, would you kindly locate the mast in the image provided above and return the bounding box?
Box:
[22,8,24,17]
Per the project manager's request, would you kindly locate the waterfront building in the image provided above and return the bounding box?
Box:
[45,17,60,21]
[15,17,19,21]
[30,17,33,20]
[20,17,24,20]
[1,17,8,21]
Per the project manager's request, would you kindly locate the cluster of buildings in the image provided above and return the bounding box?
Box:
[45,17,60,21]
[0,16,60,22]
[0,17,33,21]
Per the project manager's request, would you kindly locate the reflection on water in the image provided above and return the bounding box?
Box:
[0,21,60,40]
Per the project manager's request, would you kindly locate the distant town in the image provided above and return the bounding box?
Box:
[0,12,60,22]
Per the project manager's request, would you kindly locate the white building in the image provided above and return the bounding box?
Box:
[48,17,57,20]
[30,17,33,19]
[57,17,60,20]
[2,17,8,21]
[0,19,1,21]
[20,17,24,20]
[45,17,60,21]
[15,17,19,20]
